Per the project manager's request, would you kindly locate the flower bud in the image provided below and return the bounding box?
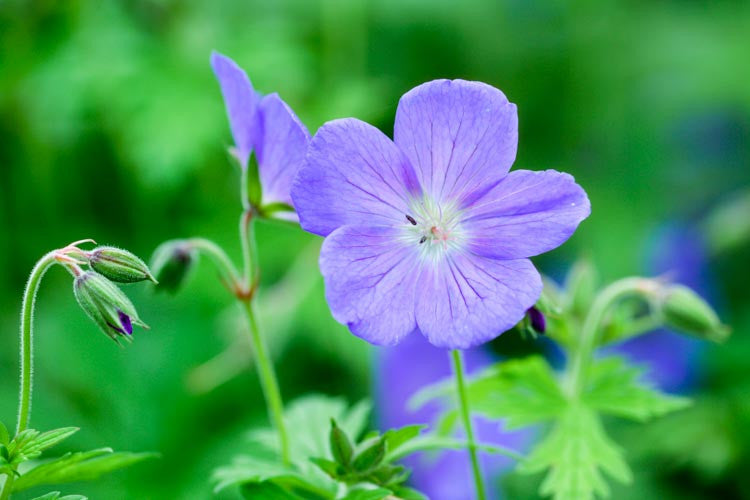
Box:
[89,246,156,284]
[149,241,196,293]
[660,285,729,342]
[74,271,148,342]
[526,306,546,334]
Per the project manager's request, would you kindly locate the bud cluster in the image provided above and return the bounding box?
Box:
[57,243,156,343]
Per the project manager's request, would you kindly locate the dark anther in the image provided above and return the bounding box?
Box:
[419,236,427,244]
[406,214,417,225]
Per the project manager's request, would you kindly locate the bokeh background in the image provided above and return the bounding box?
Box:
[1,0,749,498]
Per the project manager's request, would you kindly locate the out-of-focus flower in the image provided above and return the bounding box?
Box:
[292,79,590,349]
[375,334,529,499]
[211,52,310,210]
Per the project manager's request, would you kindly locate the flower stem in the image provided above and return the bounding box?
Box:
[568,277,658,396]
[0,473,14,500]
[238,208,290,464]
[187,238,242,290]
[451,349,486,500]
[242,299,290,464]
[16,251,58,435]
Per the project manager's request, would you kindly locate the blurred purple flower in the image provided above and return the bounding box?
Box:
[292,79,590,349]
[614,223,713,391]
[375,334,528,499]
[211,51,310,207]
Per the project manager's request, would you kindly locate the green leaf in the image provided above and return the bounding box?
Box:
[382,424,425,453]
[15,427,79,459]
[584,357,691,422]
[385,434,524,463]
[309,457,340,479]
[13,448,157,491]
[330,419,354,466]
[518,405,632,500]
[466,356,567,428]
[31,493,87,500]
[240,480,306,500]
[368,463,409,486]
[391,486,428,500]
[0,421,9,446]
[352,438,385,472]
[341,487,392,500]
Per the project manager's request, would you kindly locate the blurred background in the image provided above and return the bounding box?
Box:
[1,0,749,498]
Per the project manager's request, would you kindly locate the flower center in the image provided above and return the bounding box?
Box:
[402,197,465,258]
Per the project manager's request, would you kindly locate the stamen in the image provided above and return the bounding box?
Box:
[419,236,427,244]
[405,214,417,225]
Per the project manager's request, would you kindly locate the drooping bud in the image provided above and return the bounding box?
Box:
[73,271,148,342]
[659,285,729,342]
[526,306,546,334]
[89,246,156,284]
[149,241,196,293]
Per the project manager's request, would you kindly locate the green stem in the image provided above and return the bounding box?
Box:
[0,473,14,500]
[238,208,289,464]
[451,350,486,500]
[242,299,290,464]
[568,277,657,396]
[16,252,58,435]
[187,238,241,289]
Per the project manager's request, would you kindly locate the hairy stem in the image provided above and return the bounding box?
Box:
[242,299,290,464]
[17,251,58,435]
[451,350,486,500]
[568,277,658,396]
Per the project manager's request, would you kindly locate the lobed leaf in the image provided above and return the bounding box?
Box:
[466,356,567,428]
[584,357,691,422]
[15,427,79,459]
[518,405,632,500]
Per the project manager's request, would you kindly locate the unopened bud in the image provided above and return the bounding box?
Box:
[150,241,196,293]
[89,246,156,284]
[526,306,546,334]
[660,285,729,342]
[74,271,148,342]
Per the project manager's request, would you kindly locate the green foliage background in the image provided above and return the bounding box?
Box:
[1,0,748,498]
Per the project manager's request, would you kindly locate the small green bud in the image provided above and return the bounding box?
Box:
[352,437,386,472]
[150,241,196,293]
[329,419,354,466]
[74,271,148,342]
[89,246,156,284]
[660,285,729,342]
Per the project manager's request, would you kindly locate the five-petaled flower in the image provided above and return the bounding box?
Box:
[292,80,590,349]
[211,51,310,211]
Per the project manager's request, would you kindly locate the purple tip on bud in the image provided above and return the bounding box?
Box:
[527,306,546,334]
[118,310,133,335]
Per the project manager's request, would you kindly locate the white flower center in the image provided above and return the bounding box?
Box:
[402,196,466,259]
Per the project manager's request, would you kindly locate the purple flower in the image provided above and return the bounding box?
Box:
[292,80,590,348]
[211,51,310,207]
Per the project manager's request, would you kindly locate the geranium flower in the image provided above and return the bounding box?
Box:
[211,51,310,209]
[292,79,590,348]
